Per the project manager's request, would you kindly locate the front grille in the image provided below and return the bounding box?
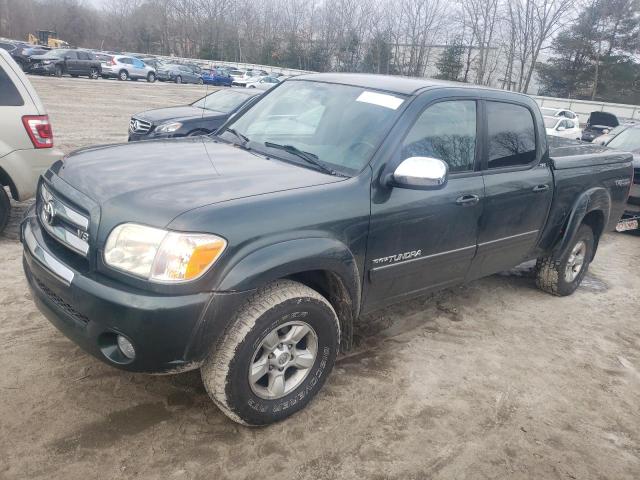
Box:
[129,117,152,134]
[39,183,90,257]
[34,276,89,327]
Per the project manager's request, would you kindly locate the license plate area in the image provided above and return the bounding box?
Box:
[616,219,639,232]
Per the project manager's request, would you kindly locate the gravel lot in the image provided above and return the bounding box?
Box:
[1,75,639,480]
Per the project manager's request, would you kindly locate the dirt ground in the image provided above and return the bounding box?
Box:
[1,76,639,480]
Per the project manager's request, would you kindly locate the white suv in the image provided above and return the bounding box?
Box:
[0,49,62,233]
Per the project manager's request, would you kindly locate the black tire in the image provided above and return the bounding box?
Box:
[147,72,156,83]
[118,70,128,81]
[201,280,340,426]
[54,65,63,77]
[0,187,10,235]
[535,224,595,296]
[175,75,182,84]
[89,67,99,80]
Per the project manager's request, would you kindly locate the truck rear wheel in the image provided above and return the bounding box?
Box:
[535,224,594,296]
[0,187,10,234]
[201,280,340,426]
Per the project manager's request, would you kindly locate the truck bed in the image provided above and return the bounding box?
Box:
[548,136,632,170]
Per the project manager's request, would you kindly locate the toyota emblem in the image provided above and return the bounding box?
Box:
[42,200,56,225]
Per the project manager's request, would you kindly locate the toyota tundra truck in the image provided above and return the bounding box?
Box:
[21,74,634,425]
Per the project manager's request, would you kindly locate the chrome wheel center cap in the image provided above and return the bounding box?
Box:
[274,349,290,366]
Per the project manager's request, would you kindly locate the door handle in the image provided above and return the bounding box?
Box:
[456,194,480,206]
[532,184,549,193]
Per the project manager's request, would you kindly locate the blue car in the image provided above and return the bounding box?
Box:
[201,68,233,86]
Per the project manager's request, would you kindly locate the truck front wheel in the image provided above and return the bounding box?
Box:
[535,224,595,296]
[201,280,340,426]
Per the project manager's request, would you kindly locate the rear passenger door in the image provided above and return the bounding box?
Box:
[467,100,553,279]
[63,51,79,74]
[76,51,91,75]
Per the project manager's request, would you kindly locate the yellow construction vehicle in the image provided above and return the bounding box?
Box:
[27,31,69,49]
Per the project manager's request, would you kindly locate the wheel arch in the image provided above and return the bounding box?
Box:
[0,166,19,200]
[217,237,361,351]
[553,187,610,261]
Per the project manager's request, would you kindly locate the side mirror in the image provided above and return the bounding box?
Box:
[388,157,448,190]
[557,126,566,131]
[64,56,71,60]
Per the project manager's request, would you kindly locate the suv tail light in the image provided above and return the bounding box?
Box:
[22,115,53,149]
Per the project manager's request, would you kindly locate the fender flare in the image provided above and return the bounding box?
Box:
[217,237,361,349]
[553,187,610,260]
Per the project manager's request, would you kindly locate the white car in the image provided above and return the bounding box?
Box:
[0,49,63,232]
[100,54,156,82]
[540,107,579,125]
[544,115,581,140]
[232,70,265,87]
[245,75,281,90]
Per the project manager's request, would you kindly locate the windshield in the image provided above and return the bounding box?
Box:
[543,117,558,128]
[192,90,253,113]
[607,127,640,152]
[221,80,406,175]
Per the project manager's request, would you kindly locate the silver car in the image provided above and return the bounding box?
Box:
[100,55,156,82]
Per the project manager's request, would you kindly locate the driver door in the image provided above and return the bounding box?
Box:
[363,99,484,312]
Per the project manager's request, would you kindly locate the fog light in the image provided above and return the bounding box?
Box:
[117,335,136,359]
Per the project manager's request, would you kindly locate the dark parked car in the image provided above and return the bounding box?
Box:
[581,111,619,142]
[0,41,46,71]
[22,74,633,426]
[201,67,233,86]
[157,63,201,84]
[29,49,101,79]
[128,88,261,140]
[606,124,640,232]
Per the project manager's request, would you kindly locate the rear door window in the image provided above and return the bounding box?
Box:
[64,51,78,59]
[77,51,90,60]
[0,64,24,106]
[486,102,536,168]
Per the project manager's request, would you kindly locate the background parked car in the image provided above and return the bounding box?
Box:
[593,121,637,145]
[540,107,579,123]
[0,50,62,233]
[201,67,233,86]
[100,55,156,82]
[232,69,264,86]
[128,88,262,141]
[0,41,47,71]
[157,63,201,84]
[606,124,640,231]
[544,115,581,140]
[245,75,281,90]
[581,111,619,142]
[29,48,101,79]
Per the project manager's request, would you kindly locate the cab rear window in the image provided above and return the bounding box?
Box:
[0,64,24,106]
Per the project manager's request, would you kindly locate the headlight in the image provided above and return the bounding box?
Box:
[104,223,227,283]
[42,60,51,65]
[155,122,183,133]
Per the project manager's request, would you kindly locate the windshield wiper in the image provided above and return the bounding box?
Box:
[264,142,340,176]
[225,127,250,148]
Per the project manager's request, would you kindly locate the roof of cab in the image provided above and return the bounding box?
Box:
[292,72,504,96]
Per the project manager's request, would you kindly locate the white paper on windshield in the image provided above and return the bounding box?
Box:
[356,91,404,110]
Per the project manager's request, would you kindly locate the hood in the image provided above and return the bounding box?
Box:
[51,137,343,229]
[587,111,619,128]
[134,106,223,124]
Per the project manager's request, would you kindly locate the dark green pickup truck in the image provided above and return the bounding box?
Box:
[21,74,633,425]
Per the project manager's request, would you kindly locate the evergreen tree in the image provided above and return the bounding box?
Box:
[434,39,466,81]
